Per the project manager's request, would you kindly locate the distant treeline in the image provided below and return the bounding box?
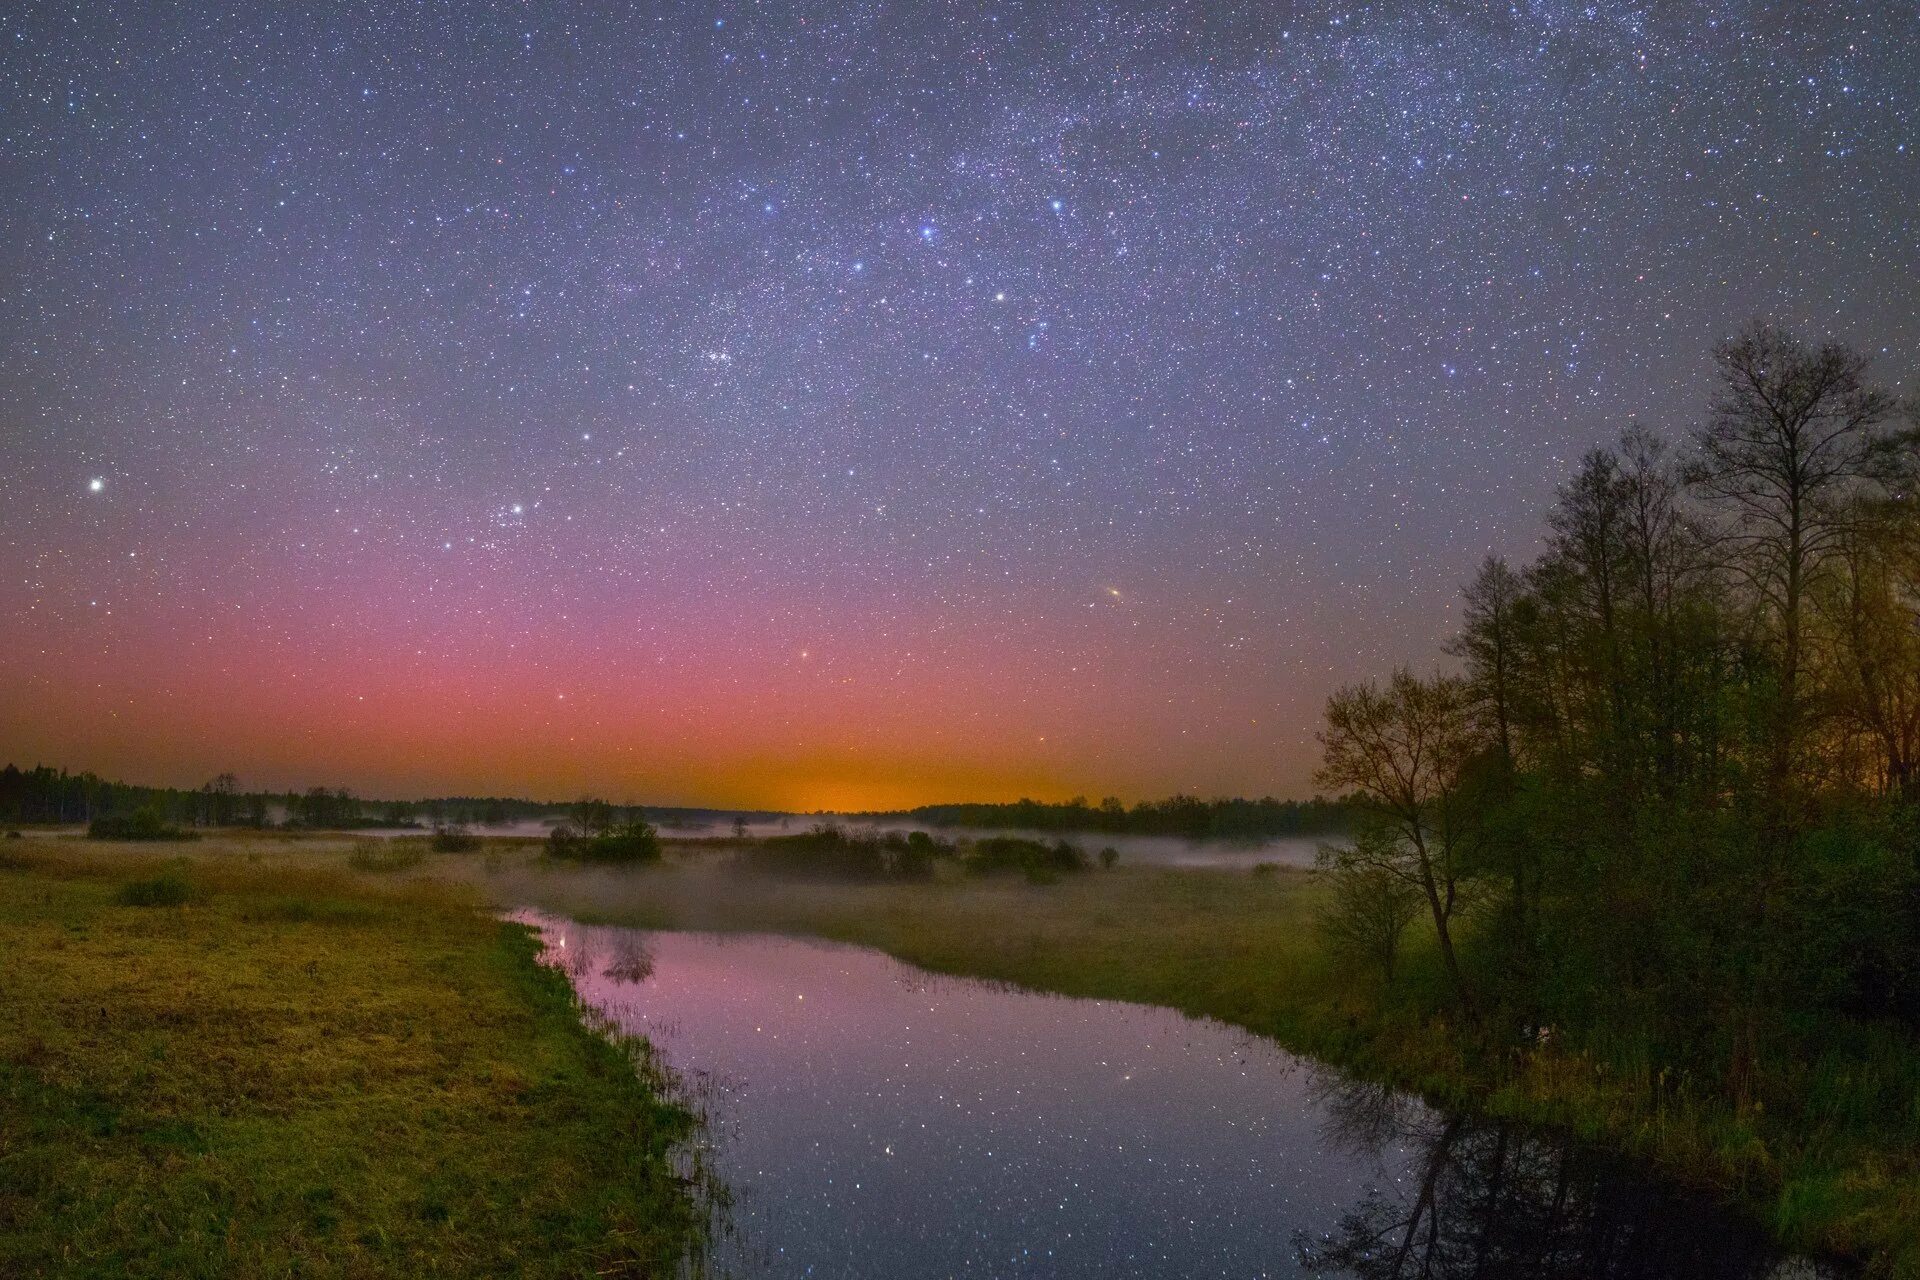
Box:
[0,764,781,832]
[875,794,1348,840]
[2,762,1335,840]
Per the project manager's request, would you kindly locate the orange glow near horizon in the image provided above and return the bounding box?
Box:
[0,529,1364,809]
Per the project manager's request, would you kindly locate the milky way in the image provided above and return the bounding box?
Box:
[2,2,1915,808]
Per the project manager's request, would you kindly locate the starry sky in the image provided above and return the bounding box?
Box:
[2,2,1915,810]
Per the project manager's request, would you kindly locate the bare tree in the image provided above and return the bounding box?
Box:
[1316,669,1483,1008]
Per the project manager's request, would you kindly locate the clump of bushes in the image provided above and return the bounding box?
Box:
[88,810,198,842]
[347,841,426,873]
[117,873,194,907]
[429,825,482,853]
[963,836,1088,882]
[1314,831,1423,982]
[737,824,954,881]
[547,816,662,864]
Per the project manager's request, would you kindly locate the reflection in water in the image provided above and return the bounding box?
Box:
[514,914,1836,1280]
[1295,1078,1845,1279]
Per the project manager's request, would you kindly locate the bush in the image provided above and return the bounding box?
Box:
[348,841,426,873]
[430,825,482,853]
[964,836,1088,879]
[547,817,662,865]
[736,824,953,880]
[1098,846,1120,870]
[1315,847,1422,982]
[89,810,198,842]
[117,874,194,907]
[5,830,22,839]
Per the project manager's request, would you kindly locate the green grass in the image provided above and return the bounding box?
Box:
[0,846,701,1278]
[346,839,427,873]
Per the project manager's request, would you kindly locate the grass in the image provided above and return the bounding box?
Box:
[346,839,427,873]
[0,843,702,1278]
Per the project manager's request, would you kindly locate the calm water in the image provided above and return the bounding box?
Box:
[516,914,1839,1279]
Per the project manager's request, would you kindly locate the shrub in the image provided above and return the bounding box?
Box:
[736,824,952,880]
[5,830,22,839]
[1315,852,1422,982]
[964,836,1088,879]
[547,817,662,865]
[430,825,483,853]
[117,874,194,907]
[89,810,198,842]
[1098,846,1120,870]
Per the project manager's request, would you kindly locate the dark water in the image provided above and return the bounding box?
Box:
[515,914,1841,1279]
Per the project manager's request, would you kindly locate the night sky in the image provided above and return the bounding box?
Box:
[2,3,1915,810]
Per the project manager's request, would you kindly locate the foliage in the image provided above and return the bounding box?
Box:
[737,824,952,880]
[546,814,663,864]
[880,793,1348,839]
[1302,325,1920,1268]
[962,835,1089,878]
[1315,827,1424,981]
[429,825,482,853]
[285,786,362,829]
[115,872,195,906]
[88,809,198,842]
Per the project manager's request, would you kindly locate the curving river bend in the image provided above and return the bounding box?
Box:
[515,912,1841,1279]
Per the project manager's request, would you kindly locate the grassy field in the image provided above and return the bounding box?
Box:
[0,839,702,1278]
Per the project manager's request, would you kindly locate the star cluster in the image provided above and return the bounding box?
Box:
[2,2,1915,806]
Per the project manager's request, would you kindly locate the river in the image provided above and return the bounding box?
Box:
[515,913,1841,1279]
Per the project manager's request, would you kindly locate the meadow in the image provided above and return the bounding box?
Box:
[0,835,702,1278]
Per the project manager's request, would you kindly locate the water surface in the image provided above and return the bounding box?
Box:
[518,915,1838,1279]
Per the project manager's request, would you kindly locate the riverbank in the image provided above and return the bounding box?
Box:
[493,846,1914,1277]
[0,843,701,1277]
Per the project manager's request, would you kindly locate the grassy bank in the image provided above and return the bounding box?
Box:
[0,843,701,1278]
[493,846,1915,1276]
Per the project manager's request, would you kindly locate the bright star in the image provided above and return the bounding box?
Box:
[88,477,104,493]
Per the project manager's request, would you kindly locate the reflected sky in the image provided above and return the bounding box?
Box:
[520,914,1415,1276]
[515,915,1833,1279]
